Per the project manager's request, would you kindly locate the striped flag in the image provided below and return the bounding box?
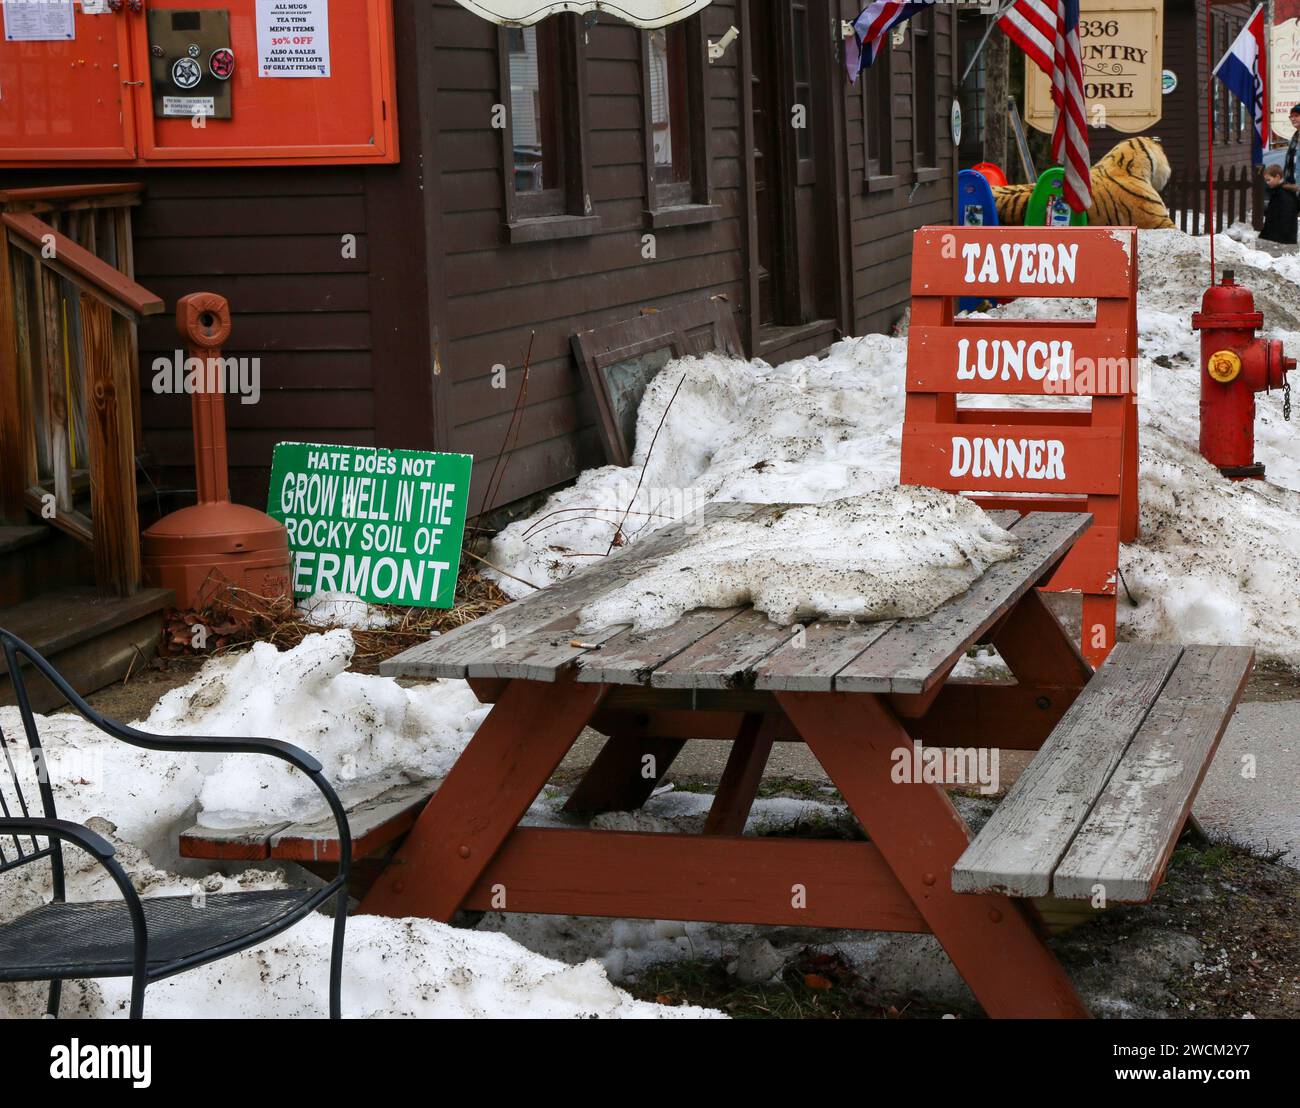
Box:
[846,1,936,83]
[1000,0,1092,211]
[1212,3,1267,166]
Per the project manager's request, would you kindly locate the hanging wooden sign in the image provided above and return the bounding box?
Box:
[1026,0,1164,135]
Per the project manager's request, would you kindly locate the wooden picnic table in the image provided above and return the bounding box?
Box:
[360,503,1252,1019]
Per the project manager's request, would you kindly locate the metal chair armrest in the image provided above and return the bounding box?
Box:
[1,630,352,873]
[0,817,116,860]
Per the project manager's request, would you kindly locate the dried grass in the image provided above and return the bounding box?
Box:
[161,566,510,673]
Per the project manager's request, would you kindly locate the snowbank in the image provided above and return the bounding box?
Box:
[489,229,1300,665]
[144,630,489,827]
[0,634,716,1019]
[7,912,716,1019]
[0,630,487,851]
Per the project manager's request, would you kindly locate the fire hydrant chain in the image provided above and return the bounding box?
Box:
[1285,380,1292,423]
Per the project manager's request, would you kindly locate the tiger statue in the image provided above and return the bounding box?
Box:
[992,136,1176,229]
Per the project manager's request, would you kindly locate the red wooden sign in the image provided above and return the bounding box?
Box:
[900,226,1140,666]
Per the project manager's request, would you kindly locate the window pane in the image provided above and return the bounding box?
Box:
[792,5,809,84]
[649,26,692,184]
[914,10,936,167]
[865,47,892,175]
[510,22,563,193]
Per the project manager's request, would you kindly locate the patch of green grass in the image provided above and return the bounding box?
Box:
[1173,841,1234,871]
[756,775,836,801]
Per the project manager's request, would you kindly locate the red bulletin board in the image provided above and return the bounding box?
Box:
[0,0,398,167]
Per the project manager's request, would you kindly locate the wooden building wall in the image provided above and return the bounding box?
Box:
[423,0,747,516]
[2,0,958,516]
[842,0,959,334]
[1086,0,1254,176]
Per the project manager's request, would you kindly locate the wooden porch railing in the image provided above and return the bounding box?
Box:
[0,185,163,597]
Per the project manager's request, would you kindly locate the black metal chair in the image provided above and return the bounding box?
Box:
[0,628,351,1019]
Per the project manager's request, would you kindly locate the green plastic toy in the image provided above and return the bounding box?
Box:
[1025,167,1088,227]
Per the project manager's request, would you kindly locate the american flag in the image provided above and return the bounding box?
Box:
[846,2,936,83]
[1000,0,1092,211]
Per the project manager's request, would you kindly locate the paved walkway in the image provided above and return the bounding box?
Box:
[1196,701,1300,867]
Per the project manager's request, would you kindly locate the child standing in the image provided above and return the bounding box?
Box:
[1260,162,1299,245]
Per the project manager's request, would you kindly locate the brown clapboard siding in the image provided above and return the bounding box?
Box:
[842,0,958,338]
[0,0,964,525]
[127,164,385,505]
[430,0,746,517]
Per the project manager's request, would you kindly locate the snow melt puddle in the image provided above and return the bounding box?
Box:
[577,488,1019,632]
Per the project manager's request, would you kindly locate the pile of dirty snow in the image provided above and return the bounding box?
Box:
[577,488,1019,631]
[0,634,717,1019]
[144,630,489,827]
[10,913,716,1019]
[489,228,1300,666]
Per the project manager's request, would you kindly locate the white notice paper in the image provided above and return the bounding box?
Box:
[256,0,331,78]
[163,95,216,118]
[3,0,75,42]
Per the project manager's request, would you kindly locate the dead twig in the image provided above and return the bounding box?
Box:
[521,504,678,542]
[161,565,511,673]
[605,369,687,557]
[472,331,535,535]
[461,546,541,590]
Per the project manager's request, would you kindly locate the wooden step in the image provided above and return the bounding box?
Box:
[0,525,95,607]
[0,586,173,712]
[0,525,47,556]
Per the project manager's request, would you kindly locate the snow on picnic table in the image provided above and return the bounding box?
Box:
[490,228,1300,667]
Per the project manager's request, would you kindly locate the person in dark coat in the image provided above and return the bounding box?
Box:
[1261,105,1300,245]
[1260,164,1298,244]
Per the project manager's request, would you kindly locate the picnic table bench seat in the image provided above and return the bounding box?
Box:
[953,642,1252,903]
[180,775,435,874]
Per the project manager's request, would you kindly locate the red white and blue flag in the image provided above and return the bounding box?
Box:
[1000,0,1092,211]
[1213,3,1268,166]
[845,1,936,83]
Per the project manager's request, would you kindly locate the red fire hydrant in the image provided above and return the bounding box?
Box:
[1191,270,1295,480]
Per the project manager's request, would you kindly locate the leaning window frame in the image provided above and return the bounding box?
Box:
[641,16,719,227]
[498,15,599,243]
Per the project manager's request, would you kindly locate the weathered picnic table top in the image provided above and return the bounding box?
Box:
[383,505,1091,695]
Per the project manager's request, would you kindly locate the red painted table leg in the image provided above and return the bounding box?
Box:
[361,674,607,922]
[776,689,1090,1019]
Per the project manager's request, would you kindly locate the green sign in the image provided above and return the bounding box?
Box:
[267,442,473,608]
